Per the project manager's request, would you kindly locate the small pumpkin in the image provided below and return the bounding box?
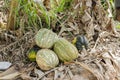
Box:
[73,35,88,50]
[35,28,58,49]
[54,38,79,62]
[36,49,59,70]
[27,45,40,61]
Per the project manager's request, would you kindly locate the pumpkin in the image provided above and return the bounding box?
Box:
[72,35,88,50]
[35,28,58,49]
[27,45,40,61]
[36,49,59,70]
[54,38,79,62]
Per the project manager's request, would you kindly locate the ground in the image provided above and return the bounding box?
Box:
[0,0,120,80]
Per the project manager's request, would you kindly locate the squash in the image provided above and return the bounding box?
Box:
[54,38,79,62]
[36,49,59,70]
[74,35,88,50]
[27,45,40,61]
[35,28,58,48]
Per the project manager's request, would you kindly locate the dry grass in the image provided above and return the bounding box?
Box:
[0,0,120,80]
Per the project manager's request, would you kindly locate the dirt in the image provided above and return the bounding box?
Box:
[0,0,120,80]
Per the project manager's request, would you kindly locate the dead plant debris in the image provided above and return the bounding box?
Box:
[0,0,120,80]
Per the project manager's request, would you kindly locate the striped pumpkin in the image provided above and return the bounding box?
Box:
[35,28,58,49]
[54,38,79,62]
[36,49,59,70]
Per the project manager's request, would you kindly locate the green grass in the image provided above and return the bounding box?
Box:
[116,23,120,29]
[4,0,73,30]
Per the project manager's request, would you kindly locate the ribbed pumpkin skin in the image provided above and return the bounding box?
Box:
[35,28,58,48]
[36,49,59,70]
[76,35,88,50]
[54,38,79,62]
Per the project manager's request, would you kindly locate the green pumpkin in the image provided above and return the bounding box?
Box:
[54,38,79,62]
[73,35,88,50]
[27,45,40,61]
[36,49,59,70]
[35,28,58,49]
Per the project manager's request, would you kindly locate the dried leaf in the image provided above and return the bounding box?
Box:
[0,71,20,80]
[0,66,21,80]
[72,75,89,80]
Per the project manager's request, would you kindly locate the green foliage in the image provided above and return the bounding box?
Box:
[56,0,73,12]
[18,0,42,28]
[100,0,115,17]
[116,23,120,29]
[5,0,74,30]
[101,0,108,10]
[100,0,114,10]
